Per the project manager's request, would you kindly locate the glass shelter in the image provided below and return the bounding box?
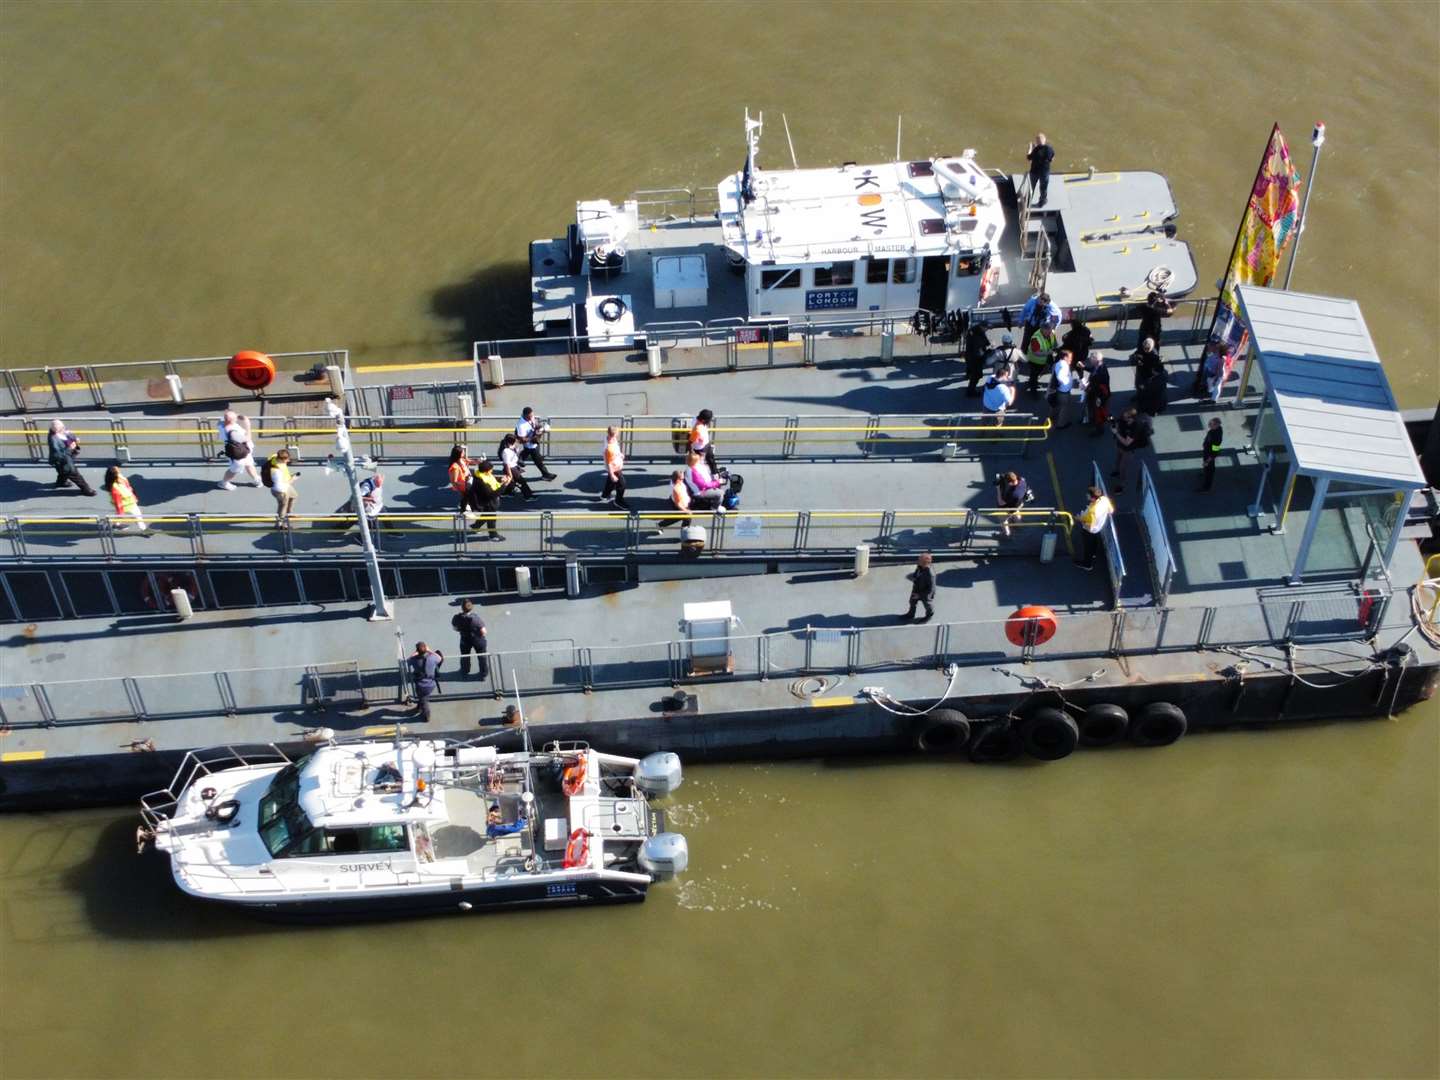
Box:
[1234,286,1426,585]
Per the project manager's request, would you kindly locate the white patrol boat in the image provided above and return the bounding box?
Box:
[530,110,1197,342]
[138,733,687,922]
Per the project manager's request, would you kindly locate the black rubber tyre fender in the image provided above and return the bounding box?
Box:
[914,708,971,754]
[205,798,241,826]
[968,721,1024,764]
[1129,702,1188,747]
[1020,707,1080,761]
[1078,702,1129,748]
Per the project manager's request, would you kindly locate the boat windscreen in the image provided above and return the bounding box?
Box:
[257,757,317,858]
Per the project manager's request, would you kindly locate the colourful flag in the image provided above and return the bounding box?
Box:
[1202,125,1303,384]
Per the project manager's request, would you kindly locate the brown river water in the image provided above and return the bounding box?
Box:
[1,3,1437,1078]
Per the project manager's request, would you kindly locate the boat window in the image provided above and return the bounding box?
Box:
[760,268,800,290]
[256,755,317,858]
[866,259,889,284]
[322,825,409,854]
[812,262,854,287]
[891,259,916,285]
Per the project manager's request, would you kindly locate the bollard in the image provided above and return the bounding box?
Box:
[117,445,131,464]
[457,393,475,423]
[565,560,581,598]
[854,542,871,577]
[164,373,183,403]
[879,330,895,363]
[170,588,194,620]
[324,364,345,396]
[647,342,663,377]
[515,565,533,597]
[1040,530,1058,564]
[489,354,505,387]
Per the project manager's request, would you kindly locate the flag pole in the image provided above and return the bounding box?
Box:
[1282,122,1326,290]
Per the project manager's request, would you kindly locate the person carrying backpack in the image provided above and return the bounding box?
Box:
[217,410,261,489]
[465,456,505,540]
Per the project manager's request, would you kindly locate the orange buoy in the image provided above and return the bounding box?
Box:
[1005,605,1058,647]
[227,350,276,391]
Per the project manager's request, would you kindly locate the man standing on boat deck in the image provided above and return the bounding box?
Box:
[1026,133,1055,207]
[903,552,937,622]
[451,599,488,680]
[407,642,444,721]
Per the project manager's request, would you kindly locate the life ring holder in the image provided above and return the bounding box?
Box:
[562,828,591,869]
[561,758,587,797]
[1005,605,1058,648]
[597,296,628,324]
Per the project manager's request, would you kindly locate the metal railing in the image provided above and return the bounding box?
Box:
[0,592,1392,730]
[1,507,1074,564]
[0,412,1050,465]
[0,350,349,415]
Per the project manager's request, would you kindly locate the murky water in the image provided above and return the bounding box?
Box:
[1,4,1437,1078]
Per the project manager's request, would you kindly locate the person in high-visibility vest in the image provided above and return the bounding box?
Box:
[102,465,149,534]
[1074,485,1115,571]
[447,445,473,511]
[1025,324,1058,395]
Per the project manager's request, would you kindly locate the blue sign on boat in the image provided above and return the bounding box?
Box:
[806,288,858,311]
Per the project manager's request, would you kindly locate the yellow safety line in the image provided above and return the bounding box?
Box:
[1,750,45,762]
[736,340,803,351]
[1046,450,1074,557]
[28,382,102,393]
[808,696,855,708]
[2,422,1052,437]
[363,725,397,737]
[354,360,472,373]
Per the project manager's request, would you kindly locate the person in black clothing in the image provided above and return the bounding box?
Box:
[903,552,936,622]
[1199,417,1224,492]
[47,420,96,495]
[1131,337,1164,386]
[466,456,505,540]
[995,471,1030,537]
[1026,133,1055,206]
[1085,352,1111,434]
[451,599,489,679]
[407,642,444,722]
[1060,316,1093,371]
[1137,289,1174,346]
[1110,406,1153,492]
[1135,370,1168,417]
[963,321,991,396]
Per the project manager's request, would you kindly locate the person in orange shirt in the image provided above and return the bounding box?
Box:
[655,470,691,533]
[688,409,718,472]
[447,445,472,511]
[102,465,149,534]
[600,426,631,510]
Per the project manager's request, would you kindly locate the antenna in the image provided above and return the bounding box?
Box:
[511,671,533,758]
[782,112,799,169]
[896,115,903,162]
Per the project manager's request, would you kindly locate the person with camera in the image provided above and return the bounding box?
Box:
[1025,133,1055,207]
[515,406,557,481]
[46,419,95,496]
[994,470,1031,538]
[1110,406,1153,493]
[1018,290,1060,354]
[1137,288,1174,347]
[498,433,535,501]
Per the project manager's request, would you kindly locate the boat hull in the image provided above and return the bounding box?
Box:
[197,876,650,924]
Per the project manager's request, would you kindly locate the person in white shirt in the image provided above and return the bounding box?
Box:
[1048,349,1075,430]
[1075,485,1115,570]
[499,434,535,500]
[688,409,718,472]
[514,407,557,481]
[981,373,1016,420]
[217,411,261,489]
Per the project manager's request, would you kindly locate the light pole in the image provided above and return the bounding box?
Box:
[1283,122,1325,290]
[326,398,391,621]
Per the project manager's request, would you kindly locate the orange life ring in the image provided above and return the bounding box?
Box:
[1005,605,1058,647]
[562,828,590,869]
[561,758,587,797]
[227,350,276,391]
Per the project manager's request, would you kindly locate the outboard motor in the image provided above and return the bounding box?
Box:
[634,752,683,797]
[639,832,689,881]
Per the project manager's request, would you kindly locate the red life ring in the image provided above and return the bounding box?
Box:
[1005,605,1058,647]
[1357,589,1378,628]
[561,758,587,797]
[227,350,276,391]
[562,828,591,869]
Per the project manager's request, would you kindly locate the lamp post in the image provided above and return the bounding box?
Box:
[326,398,391,621]
[1283,122,1325,290]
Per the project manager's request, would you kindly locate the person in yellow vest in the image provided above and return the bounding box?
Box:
[102,465,149,534]
[600,426,631,510]
[1025,323,1058,395]
[465,456,505,541]
[1074,485,1115,571]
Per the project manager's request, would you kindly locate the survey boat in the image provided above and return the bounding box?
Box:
[138,734,687,922]
[530,110,1198,343]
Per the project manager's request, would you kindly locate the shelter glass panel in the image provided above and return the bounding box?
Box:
[210,570,259,608]
[110,571,157,614]
[5,572,60,620]
[60,571,114,617]
[299,569,346,604]
[760,269,800,290]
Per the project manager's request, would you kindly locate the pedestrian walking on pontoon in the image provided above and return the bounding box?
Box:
[217,411,262,489]
[515,407,557,481]
[102,465,149,534]
[600,426,631,510]
[903,552,937,622]
[465,456,505,540]
[447,445,473,512]
[265,448,298,525]
[688,409,719,472]
[655,470,692,533]
[498,433,535,501]
[47,419,95,496]
[407,642,444,722]
[1198,417,1224,493]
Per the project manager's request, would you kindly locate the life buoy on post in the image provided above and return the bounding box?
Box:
[562,828,591,869]
[1005,605,1058,648]
[227,350,276,391]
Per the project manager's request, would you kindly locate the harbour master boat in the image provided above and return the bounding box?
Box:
[138,732,688,922]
